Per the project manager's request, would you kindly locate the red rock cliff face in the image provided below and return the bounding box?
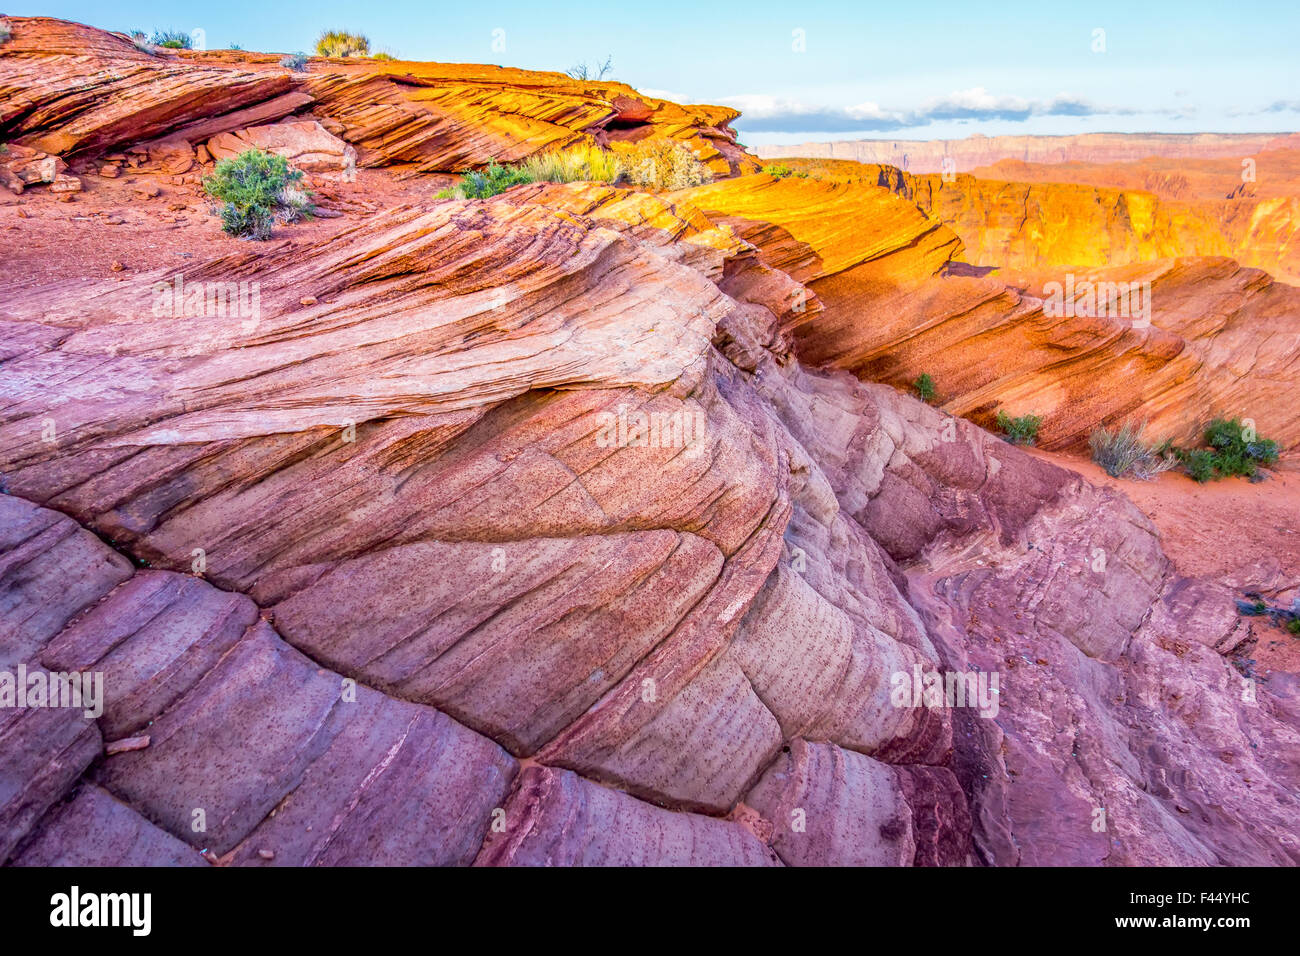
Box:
[902,172,1300,286]
[679,166,1300,454]
[1,19,1297,868]
[0,17,755,176]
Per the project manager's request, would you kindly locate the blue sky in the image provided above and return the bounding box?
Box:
[13,0,1300,143]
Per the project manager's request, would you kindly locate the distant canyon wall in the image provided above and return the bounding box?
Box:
[756,132,1299,174]
[901,172,1300,285]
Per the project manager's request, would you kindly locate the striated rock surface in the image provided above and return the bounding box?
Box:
[672,172,961,285]
[677,169,1300,453]
[13,785,205,867]
[1,495,518,866]
[0,17,756,177]
[206,120,356,172]
[475,765,780,866]
[4,173,1296,866]
[904,172,1300,286]
[1,19,1297,868]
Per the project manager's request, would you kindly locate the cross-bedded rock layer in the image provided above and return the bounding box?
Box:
[1,18,1296,868]
[2,173,1295,866]
[678,172,1300,453]
[0,17,755,177]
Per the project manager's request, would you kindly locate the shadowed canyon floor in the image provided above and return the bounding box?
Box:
[1,17,1297,867]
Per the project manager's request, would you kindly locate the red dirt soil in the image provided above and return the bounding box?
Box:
[1040,449,1300,681]
[1,163,453,290]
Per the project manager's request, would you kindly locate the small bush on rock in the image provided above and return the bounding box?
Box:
[316,30,370,57]
[996,410,1042,446]
[438,145,624,199]
[439,161,535,200]
[280,53,308,71]
[520,144,622,185]
[614,140,712,190]
[437,141,711,200]
[913,373,937,403]
[150,30,192,49]
[203,149,313,239]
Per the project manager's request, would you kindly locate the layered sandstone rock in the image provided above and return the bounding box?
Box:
[0,17,755,176]
[2,171,1296,866]
[904,172,1300,285]
[1,18,1296,868]
[206,120,355,172]
[675,171,1300,453]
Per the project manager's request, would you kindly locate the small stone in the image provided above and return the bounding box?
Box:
[300,296,318,306]
[50,173,83,193]
[110,260,125,272]
[99,165,121,178]
[105,734,150,755]
[134,183,162,198]
[258,849,275,860]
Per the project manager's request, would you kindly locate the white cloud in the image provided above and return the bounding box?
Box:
[721,87,1159,133]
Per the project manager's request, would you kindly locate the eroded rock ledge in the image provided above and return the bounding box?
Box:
[3,170,1295,865]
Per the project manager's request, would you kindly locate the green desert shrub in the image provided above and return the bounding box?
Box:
[372,51,396,61]
[913,373,937,403]
[520,143,622,185]
[203,149,313,239]
[995,410,1042,446]
[1173,418,1280,482]
[764,164,794,178]
[1288,618,1300,636]
[316,30,370,57]
[1088,423,1177,480]
[439,161,536,200]
[615,140,712,190]
[150,29,192,49]
[438,145,623,199]
[280,52,308,71]
[0,20,11,45]
[1180,448,1218,483]
[437,141,710,200]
